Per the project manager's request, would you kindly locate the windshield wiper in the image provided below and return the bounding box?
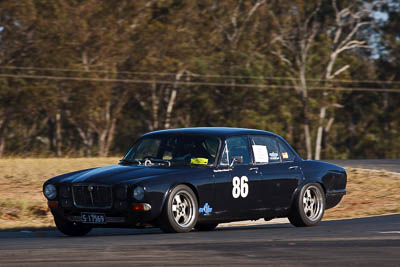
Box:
[144,158,171,167]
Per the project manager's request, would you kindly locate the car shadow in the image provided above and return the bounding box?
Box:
[2,214,399,239]
[0,223,293,239]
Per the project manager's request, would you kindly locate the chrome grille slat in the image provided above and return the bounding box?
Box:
[72,184,113,209]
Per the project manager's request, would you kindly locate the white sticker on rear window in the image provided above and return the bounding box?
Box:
[252,145,269,163]
[269,152,280,160]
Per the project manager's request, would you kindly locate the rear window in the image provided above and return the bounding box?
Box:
[277,139,295,162]
[250,135,280,164]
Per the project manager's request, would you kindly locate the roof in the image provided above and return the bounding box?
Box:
[142,127,279,138]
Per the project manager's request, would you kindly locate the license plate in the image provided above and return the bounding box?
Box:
[81,212,106,224]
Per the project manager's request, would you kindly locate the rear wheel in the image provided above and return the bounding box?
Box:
[288,183,325,227]
[195,223,218,231]
[159,185,198,233]
[54,217,92,236]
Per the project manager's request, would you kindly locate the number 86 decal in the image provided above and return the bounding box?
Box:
[232,176,248,198]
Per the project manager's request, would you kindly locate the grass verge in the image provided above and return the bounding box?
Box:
[0,158,399,230]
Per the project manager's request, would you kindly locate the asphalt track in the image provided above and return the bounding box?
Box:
[1,159,399,266]
[0,214,399,266]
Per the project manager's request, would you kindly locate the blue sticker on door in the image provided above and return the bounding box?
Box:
[199,203,213,216]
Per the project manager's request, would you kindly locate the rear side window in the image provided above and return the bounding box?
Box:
[277,139,296,162]
[250,135,280,164]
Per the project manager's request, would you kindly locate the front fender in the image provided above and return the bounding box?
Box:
[158,182,200,216]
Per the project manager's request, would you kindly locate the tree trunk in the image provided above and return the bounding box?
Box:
[302,98,312,159]
[0,122,7,157]
[383,92,389,158]
[55,111,62,157]
[151,81,159,131]
[98,131,107,157]
[0,111,10,157]
[304,124,312,160]
[96,94,126,157]
[103,118,117,156]
[97,101,111,157]
[315,106,327,160]
[300,65,312,160]
[164,71,183,129]
[164,88,177,129]
[75,125,94,157]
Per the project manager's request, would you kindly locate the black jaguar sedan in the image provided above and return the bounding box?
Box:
[43,127,347,236]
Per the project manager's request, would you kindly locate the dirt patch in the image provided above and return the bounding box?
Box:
[324,168,400,219]
[0,158,399,229]
[0,158,118,229]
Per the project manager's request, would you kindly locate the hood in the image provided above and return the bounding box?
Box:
[52,164,189,184]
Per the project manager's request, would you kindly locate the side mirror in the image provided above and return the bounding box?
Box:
[230,156,243,168]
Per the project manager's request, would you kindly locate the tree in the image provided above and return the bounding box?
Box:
[0,0,398,159]
[270,0,376,159]
[28,0,151,156]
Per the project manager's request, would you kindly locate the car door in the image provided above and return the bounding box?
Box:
[213,135,262,219]
[249,135,302,210]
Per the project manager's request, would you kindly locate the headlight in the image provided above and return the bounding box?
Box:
[44,184,57,199]
[133,186,144,201]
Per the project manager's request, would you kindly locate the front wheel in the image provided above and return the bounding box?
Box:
[159,185,198,233]
[288,183,325,227]
[54,217,92,236]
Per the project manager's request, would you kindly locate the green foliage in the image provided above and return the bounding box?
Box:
[0,0,398,159]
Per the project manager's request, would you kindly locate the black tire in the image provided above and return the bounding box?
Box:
[159,185,198,233]
[288,183,325,227]
[195,223,218,231]
[54,217,92,236]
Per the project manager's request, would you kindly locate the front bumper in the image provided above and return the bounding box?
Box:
[67,215,126,224]
[49,201,157,228]
[326,189,346,209]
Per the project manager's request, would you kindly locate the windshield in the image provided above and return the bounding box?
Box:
[122,134,220,166]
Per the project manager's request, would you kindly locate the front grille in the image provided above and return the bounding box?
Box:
[72,184,113,209]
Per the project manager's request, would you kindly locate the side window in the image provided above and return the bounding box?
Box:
[219,136,251,165]
[277,139,296,162]
[250,135,280,164]
[202,138,219,159]
[220,145,229,166]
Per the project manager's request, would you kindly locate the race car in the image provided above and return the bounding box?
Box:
[43,127,347,236]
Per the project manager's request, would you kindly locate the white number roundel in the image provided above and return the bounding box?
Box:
[232,176,249,198]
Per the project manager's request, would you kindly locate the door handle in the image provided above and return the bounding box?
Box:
[249,167,259,171]
[288,166,299,170]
